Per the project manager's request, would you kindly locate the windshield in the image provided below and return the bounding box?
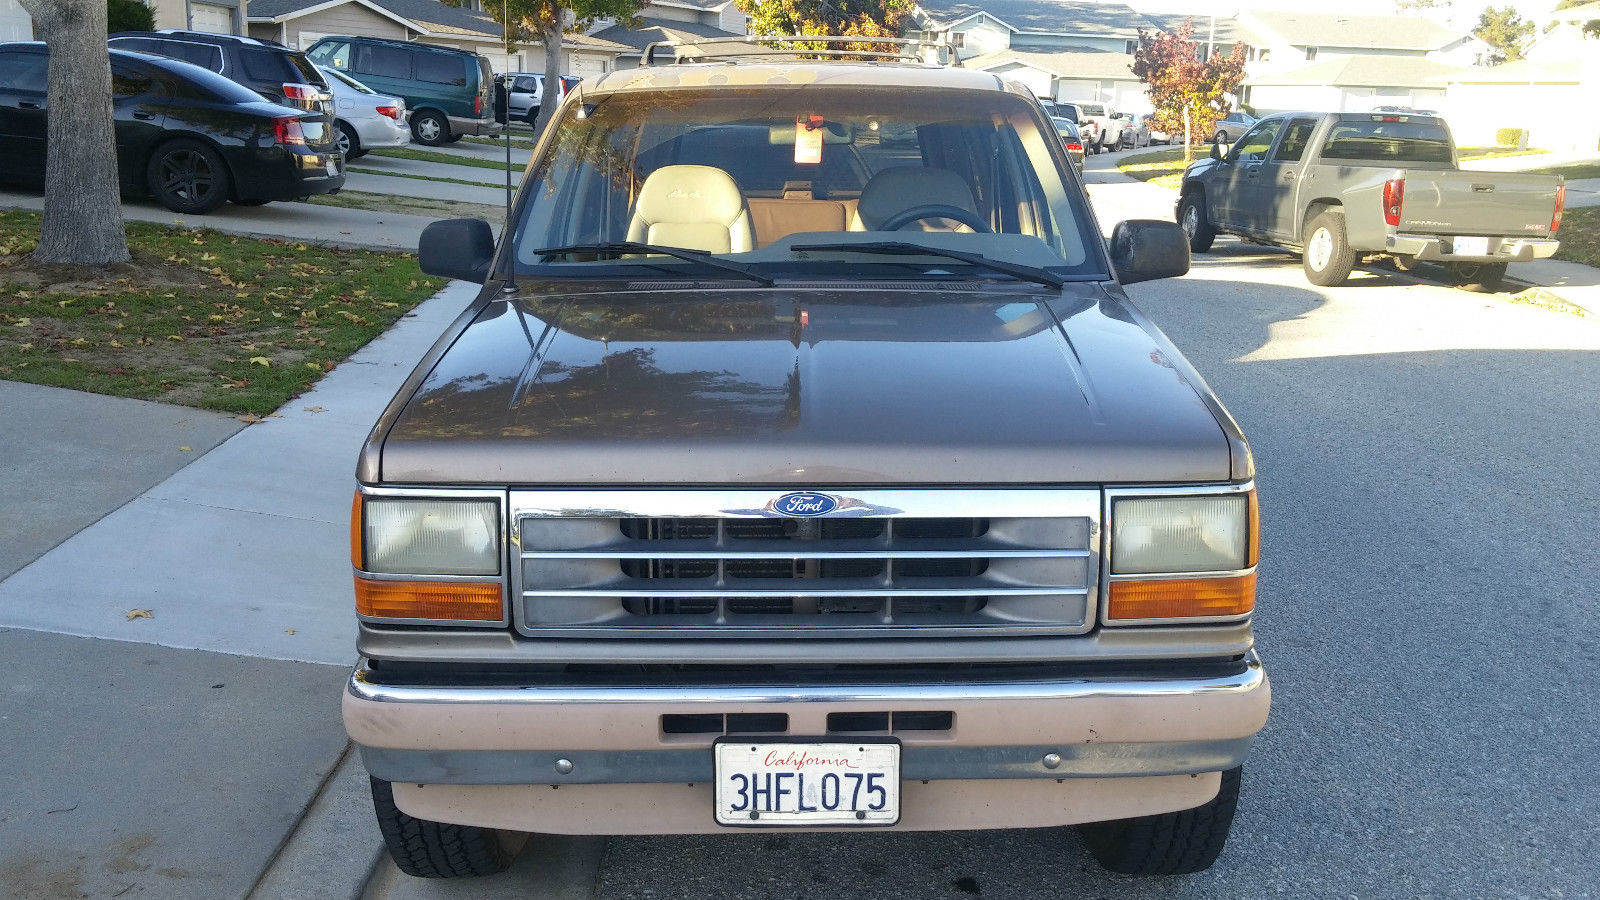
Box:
[511,85,1100,281]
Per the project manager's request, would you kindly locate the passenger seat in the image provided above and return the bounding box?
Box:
[626,165,754,254]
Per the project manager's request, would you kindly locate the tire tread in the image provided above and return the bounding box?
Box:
[370,777,512,878]
[1079,767,1241,877]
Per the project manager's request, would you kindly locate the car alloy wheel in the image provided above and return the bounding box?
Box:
[1181,203,1200,239]
[148,140,229,214]
[1306,225,1334,272]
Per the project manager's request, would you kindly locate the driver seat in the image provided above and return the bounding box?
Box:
[626,165,754,254]
[851,166,982,232]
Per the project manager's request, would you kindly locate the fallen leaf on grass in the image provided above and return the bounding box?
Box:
[126,609,152,620]
[248,356,272,367]
[12,318,29,327]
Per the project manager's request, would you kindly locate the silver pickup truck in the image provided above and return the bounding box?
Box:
[344,37,1269,883]
[1177,112,1565,290]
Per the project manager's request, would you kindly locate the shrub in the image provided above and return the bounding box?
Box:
[108,0,155,33]
[1495,127,1526,147]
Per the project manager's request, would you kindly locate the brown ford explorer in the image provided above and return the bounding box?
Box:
[345,37,1270,880]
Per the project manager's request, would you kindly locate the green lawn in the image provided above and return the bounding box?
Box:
[1554,207,1599,268]
[1530,163,1600,181]
[368,147,511,171]
[1117,148,1193,190]
[0,210,443,415]
[1456,146,1549,161]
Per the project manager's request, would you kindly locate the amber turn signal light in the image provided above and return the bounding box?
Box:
[1107,572,1256,621]
[353,576,504,621]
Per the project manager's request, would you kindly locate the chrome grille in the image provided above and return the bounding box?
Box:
[510,490,1100,638]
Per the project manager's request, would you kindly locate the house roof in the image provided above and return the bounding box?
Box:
[247,0,628,50]
[916,0,1147,36]
[1247,54,1465,88]
[1241,11,1471,52]
[1140,13,1263,49]
[1553,0,1600,20]
[965,47,1138,80]
[590,15,746,55]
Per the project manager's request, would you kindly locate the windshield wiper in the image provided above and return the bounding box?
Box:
[535,242,773,286]
[790,241,1066,289]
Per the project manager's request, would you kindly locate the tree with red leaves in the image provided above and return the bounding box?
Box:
[1132,19,1247,161]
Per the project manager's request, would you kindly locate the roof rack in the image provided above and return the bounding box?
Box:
[640,35,961,68]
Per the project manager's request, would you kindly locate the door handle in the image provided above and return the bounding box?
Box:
[1281,171,1297,181]
[19,100,43,110]
[133,111,156,121]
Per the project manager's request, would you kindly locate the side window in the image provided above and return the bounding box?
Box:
[414,52,465,86]
[513,75,538,93]
[111,63,154,98]
[1229,120,1281,163]
[353,44,411,80]
[1272,119,1317,162]
[0,53,49,92]
[151,40,223,72]
[307,40,350,69]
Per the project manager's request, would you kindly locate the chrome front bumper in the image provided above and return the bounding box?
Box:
[1386,233,1559,263]
[345,651,1270,786]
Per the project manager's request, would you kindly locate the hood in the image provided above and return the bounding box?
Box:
[375,284,1233,485]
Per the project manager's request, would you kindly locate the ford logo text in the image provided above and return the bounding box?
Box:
[772,492,838,517]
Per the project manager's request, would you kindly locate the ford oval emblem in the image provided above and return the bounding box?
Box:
[772,492,838,517]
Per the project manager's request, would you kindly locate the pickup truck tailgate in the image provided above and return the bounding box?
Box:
[1399,170,1561,237]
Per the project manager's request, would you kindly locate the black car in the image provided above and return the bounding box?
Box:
[109,30,332,114]
[0,43,344,213]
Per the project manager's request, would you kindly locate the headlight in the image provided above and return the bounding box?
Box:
[361,498,500,575]
[1106,490,1258,623]
[1111,495,1248,575]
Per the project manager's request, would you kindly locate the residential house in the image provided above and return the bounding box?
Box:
[245,0,628,74]
[911,0,1160,109]
[590,0,751,69]
[1233,11,1488,114]
[1442,4,1600,152]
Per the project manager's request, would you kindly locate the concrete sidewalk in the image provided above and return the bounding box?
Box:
[0,280,478,900]
[344,169,510,206]
[355,152,524,186]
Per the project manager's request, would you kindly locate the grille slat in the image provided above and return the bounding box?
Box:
[513,491,1099,637]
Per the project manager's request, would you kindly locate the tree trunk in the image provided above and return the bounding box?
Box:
[533,11,569,137]
[1182,106,1193,163]
[17,0,131,265]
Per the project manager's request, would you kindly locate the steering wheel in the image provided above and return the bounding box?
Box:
[876,204,992,233]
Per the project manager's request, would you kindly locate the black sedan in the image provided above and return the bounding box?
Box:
[0,43,343,214]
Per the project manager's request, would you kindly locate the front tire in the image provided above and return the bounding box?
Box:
[371,777,514,878]
[1079,767,1242,877]
[146,139,230,215]
[1302,209,1355,287]
[411,110,450,146]
[1450,261,1507,293]
[1178,192,1216,253]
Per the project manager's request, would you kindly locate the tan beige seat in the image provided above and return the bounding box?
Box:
[851,166,981,232]
[626,165,754,254]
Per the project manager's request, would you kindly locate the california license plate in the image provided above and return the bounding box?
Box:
[714,740,900,827]
[1452,236,1489,256]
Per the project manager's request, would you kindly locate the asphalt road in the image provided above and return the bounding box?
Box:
[369,186,1600,899]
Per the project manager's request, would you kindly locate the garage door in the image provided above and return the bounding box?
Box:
[189,3,233,34]
[568,53,605,79]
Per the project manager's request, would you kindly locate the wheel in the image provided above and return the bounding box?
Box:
[336,122,362,159]
[1301,209,1355,287]
[1177,192,1216,253]
[1391,254,1418,272]
[146,139,230,215]
[370,777,514,878]
[1079,767,1241,876]
[445,133,464,143]
[1450,261,1507,292]
[411,110,449,146]
[234,198,270,207]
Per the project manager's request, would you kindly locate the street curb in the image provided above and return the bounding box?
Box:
[247,745,383,900]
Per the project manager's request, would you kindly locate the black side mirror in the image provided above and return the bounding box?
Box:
[1210,138,1227,160]
[419,218,496,283]
[1110,219,1190,286]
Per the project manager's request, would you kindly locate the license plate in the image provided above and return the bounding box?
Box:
[325,160,338,176]
[1453,236,1489,256]
[714,740,900,827]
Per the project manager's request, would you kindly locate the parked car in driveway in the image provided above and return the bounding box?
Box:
[1116,112,1150,149]
[305,36,496,146]
[319,65,408,159]
[1068,101,1119,153]
[345,35,1268,885]
[108,30,332,115]
[1052,116,1086,173]
[1211,110,1256,143]
[1052,100,1098,150]
[503,72,581,124]
[1178,111,1564,289]
[0,42,344,213]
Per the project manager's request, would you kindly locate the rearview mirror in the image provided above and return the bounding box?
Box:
[1110,219,1189,286]
[419,218,496,283]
